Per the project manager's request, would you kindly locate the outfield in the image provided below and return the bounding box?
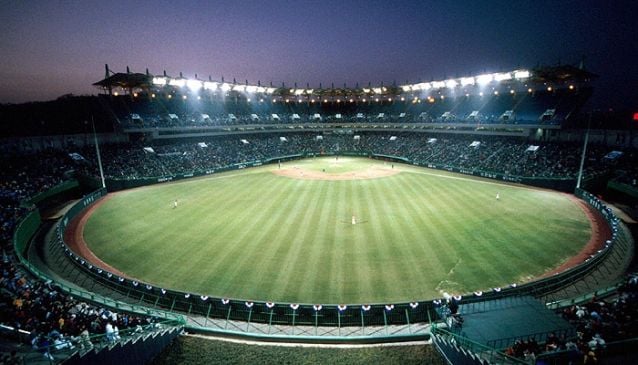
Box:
[82,157,591,304]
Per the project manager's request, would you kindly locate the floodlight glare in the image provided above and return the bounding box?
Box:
[476,74,493,85]
[372,87,382,94]
[256,86,266,93]
[431,81,445,89]
[203,81,218,90]
[306,89,313,94]
[266,87,276,94]
[460,77,475,86]
[186,79,203,91]
[169,79,186,87]
[362,88,371,93]
[220,83,231,92]
[514,70,530,79]
[233,84,245,92]
[494,73,512,82]
[401,85,411,92]
[245,85,257,93]
[294,89,304,95]
[445,79,458,88]
[152,77,167,86]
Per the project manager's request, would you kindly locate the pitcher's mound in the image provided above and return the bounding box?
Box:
[273,165,400,180]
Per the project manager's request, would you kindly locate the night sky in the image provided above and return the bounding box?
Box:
[1,0,636,110]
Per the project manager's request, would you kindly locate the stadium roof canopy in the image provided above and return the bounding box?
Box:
[532,65,597,82]
[93,72,151,89]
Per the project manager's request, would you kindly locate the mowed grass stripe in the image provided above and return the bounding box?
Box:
[392,173,446,300]
[280,180,328,302]
[215,176,305,298]
[373,176,422,301]
[297,181,334,303]
[84,158,591,303]
[190,174,291,295]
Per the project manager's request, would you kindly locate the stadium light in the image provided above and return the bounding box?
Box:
[256,86,266,93]
[266,87,276,94]
[152,77,168,86]
[186,79,203,91]
[445,79,458,88]
[245,85,258,93]
[203,81,218,90]
[233,84,245,92]
[476,74,493,85]
[431,81,445,89]
[514,70,530,79]
[493,72,512,82]
[460,77,475,86]
[220,83,231,92]
[372,87,383,94]
[169,79,186,88]
[306,89,314,94]
[401,85,411,92]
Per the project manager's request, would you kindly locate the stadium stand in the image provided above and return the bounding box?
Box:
[1,64,637,363]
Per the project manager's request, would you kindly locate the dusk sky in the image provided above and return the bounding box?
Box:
[1,0,636,109]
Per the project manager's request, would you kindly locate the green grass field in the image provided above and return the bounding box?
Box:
[83,157,591,304]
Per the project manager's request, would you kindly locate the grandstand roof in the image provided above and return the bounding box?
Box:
[532,65,597,82]
[93,72,151,89]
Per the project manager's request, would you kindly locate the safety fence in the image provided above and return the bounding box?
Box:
[97,152,575,192]
[11,155,627,339]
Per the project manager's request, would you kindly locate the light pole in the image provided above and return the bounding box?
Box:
[576,112,592,189]
[92,116,106,188]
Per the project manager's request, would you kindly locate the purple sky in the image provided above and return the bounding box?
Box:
[1,0,636,109]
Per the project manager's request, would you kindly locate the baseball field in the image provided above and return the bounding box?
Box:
[81,157,592,304]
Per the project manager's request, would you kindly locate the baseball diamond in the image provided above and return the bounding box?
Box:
[76,157,594,304]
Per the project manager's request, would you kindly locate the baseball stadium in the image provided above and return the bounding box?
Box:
[2,64,638,365]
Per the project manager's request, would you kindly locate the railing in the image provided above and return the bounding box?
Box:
[10,157,624,338]
[97,152,575,192]
[431,326,529,364]
[48,168,624,329]
[12,203,185,325]
[28,319,183,364]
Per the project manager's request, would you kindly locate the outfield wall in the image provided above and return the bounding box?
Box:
[94,152,576,192]
[39,165,624,330]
